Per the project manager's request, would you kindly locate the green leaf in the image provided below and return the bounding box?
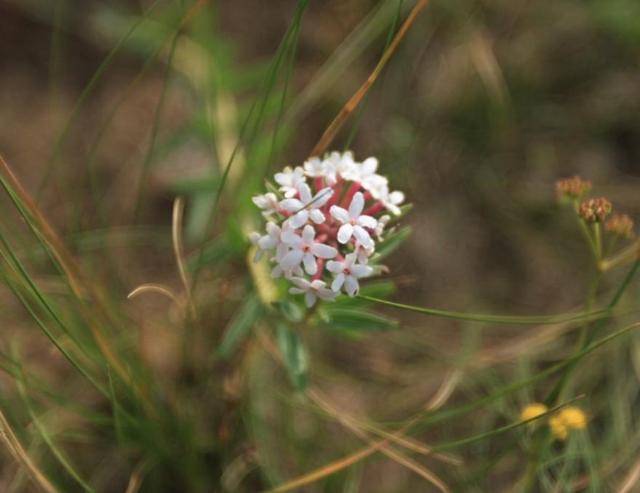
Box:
[217,295,262,359]
[374,226,411,260]
[274,299,305,323]
[321,308,397,333]
[276,323,308,391]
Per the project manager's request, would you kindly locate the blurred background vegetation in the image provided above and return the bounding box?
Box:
[0,0,640,491]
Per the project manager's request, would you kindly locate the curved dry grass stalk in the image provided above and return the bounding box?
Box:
[171,197,196,320]
[127,283,182,307]
[0,409,58,493]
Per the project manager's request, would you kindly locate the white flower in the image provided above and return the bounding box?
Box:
[361,173,389,199]
[249,222,285,261]
[330,192,377,248]
[289,277,336,307]
[303,157,336,184]
[280,183,333,228]
[326,253,373,296]
[354,241,375,264]
[280,224,338,275]
[274,166,306,198]
[327,151,358,181]
[343,156,379,183]
[375,214,391,239]
[251,192,280,217]
[381,190,405,216]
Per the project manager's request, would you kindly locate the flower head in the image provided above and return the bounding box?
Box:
[520,403,548,424]
[549,406,587,441]
[605,213,634,239]
[556,176,592,200]
[579,197,612,223]
[250,151,408,308]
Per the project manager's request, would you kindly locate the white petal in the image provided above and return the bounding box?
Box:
[352,225,372,248]
[252,195,268,208]
[298,183,312,203]
[258,235,277,250]
[281,229,301,246]
[348,192,365,218]
[311,243,337,259]
[275,243,289,261]
[309,209,325,224]
[351,264,373,278]
[331,273,345,292]
[289,287,305,295]
[317,288,336,301]
[358,215,377,229]
[249,232,261,245]
[326,260,343,274]
[303,252,317,275]
[389,190,404,205]
[330,205,350,224]
[280,198,304,212]
[344,276,359,297]
[289,210,308,228]
[313,188,333,207]
[302,224,315,242]
[361,157,378,175]
[305,291,317,308]
[290,277,310,289]
[280,249,303,270]
[337,223,354,244]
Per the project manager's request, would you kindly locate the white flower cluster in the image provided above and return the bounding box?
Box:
[250,151,405,307]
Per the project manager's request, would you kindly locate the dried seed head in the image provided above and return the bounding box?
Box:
[555,176,592,200]
[579,197,612,223]
[605,213,634,239]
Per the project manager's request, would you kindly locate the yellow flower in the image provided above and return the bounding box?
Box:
[549,415,568,440]
[559,406,587,430]
[549,406,588,441]
[520,403,548,423]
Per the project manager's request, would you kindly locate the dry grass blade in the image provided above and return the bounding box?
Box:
[266,445,379,493]
[266,366,459,492]
[171,197,196,319]
[309,0,430,157]
[0,154,143,400]
[0,409,58,493]
[124,460,149,493]
[308,388,460,465]
[616,458,640,493]
[307,389,451,492]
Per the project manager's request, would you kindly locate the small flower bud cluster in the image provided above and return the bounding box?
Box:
[250,151,406,307]
[578,197,612,223]
[605,213,635,239]
[555,176,592,200]
[520,403,587,441]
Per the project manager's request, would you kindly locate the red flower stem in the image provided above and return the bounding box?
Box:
[341,182,362,208]
[364,202,384,216]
